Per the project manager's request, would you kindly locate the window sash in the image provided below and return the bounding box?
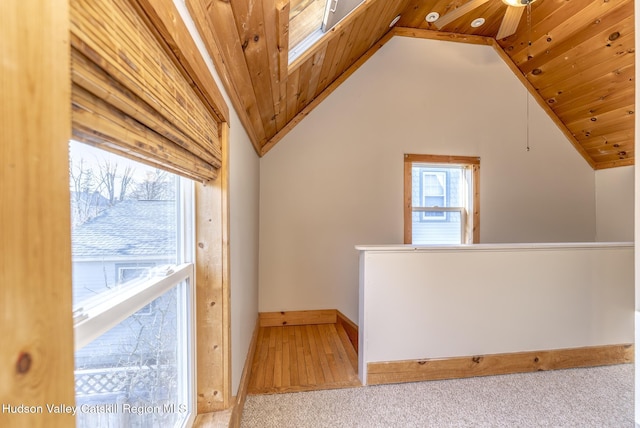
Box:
[412,207,467,243]
[74,263,193,350]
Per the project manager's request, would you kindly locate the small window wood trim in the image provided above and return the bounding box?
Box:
[404,154,480,245]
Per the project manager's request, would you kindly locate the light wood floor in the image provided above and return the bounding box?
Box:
[248,323,360,395]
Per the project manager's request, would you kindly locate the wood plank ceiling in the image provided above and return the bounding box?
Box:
[187,0,634,169]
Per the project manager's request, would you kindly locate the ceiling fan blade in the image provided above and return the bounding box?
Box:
[496,6,525,39]
[434,0,491,29]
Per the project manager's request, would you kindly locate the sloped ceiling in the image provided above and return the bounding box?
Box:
[187,0,634,169]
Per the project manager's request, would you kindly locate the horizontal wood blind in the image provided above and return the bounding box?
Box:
[70,0,222,181]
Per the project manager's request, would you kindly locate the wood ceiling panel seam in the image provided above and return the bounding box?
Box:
[361,0,413,53]
[346,0,389,64]
[530,51,634,94]
[398,0,430,28]
[312,31,345,99]
[581,141,633,152]
[552,89,634,119]
[501,0,624,60]
[589,149,635,160]
[537,62,634,102]
[324,25,357,88]
[295,53,317,112]
[518,6,634,75]
[531,42,635,90]
[506,0,630,74]
[275,1,291,131]
[232,0,279,139]
[565,106,635,129]
[568,123,635,145]
[578,128,633,145]
[186,0,266,153]
[286,67,301,124]
[590,145,635,155]
[305,45,329,105]
[262,0,287,132]
[332,6,370,78]
[570,126,635,144]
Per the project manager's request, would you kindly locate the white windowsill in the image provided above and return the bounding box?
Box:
[355,242,634,252]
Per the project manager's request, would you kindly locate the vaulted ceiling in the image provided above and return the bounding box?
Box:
[187,0,634,169]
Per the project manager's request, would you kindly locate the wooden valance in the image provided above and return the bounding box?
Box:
[70,0,222,181]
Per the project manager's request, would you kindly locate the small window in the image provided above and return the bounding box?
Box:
[404,154,480,245]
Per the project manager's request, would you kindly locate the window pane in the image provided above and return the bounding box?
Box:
[75,283,191,427]
[69,141,179,312]
[413,211,462,244]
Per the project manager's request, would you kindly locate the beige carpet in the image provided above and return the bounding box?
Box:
[241,364,633,427]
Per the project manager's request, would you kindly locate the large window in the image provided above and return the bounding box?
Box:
[404,154,480,245]
[70,141,196,427]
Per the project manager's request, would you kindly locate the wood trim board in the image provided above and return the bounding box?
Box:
[259,310,339,327]
[195,124,231,413]
[1,0,76,425]
[229,318,260,428]
[366,344,634,386]
[336,310,359,353]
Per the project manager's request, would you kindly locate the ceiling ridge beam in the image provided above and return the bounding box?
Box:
[393,27,493,46]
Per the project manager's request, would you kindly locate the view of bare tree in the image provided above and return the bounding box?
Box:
[70,157,108,226]
[69,154,144,226]
[131,169,174,201]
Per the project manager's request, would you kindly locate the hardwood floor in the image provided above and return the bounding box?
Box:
[248,323,360,395]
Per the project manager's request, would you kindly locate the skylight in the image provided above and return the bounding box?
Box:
[288,0,365,64]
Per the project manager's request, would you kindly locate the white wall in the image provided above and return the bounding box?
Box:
[595,166,634,242]
[357,243,634,384]
[227,108,260,395]
[260,36,596,322]
[174,2,260,396]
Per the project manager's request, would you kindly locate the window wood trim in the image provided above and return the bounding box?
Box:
[134,1,234,414]
[404,154,480,244]
[195,124,231,412]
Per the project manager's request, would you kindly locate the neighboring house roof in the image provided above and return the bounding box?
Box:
[72,200,176,258]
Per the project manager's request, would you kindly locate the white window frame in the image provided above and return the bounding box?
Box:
[72,173,197,428]
[74,263,193,349]
[421,170,447,221]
